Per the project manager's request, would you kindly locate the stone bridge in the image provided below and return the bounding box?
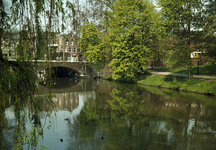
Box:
[36,60,94,76]
[8,60,96,77]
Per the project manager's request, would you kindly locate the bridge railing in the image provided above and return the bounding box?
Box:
[8,59,88,63]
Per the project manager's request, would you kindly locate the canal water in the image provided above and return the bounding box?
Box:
[2,78,216,150]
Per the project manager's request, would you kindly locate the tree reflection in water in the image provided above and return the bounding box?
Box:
[2,94,55,150]
[76,83,216,150]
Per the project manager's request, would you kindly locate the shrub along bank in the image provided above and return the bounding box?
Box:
[103,74,216,95]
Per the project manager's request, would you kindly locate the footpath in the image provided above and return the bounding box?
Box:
[143,69,216,79]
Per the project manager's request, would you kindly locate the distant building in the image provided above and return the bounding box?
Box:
[49,32,83,62]
[2,30,83,62]
[191,51,203,58]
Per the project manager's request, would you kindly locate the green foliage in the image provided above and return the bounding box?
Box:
[106,0,161,81]
[203,0,216,61]
[14,126,48,150]
[204,0,216,36]
[172,64,216,75]
[152,64,216,75]
[157,0,204,79]
[77,83,151,135]
[108,88,149,122]
[165,45,189,70]
[79,22,108,70]
[79,0,162,80]
[0,0,66,149]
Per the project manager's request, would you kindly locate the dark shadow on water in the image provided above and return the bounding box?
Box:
[39,78,80,89]
[138,83,216,104]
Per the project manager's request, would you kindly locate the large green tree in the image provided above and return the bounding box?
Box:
[79,0,162,81]
[105,0,162,81]
[157,0,204,79]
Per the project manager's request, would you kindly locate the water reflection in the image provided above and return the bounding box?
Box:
[3,102,44,150]
[2,79,216,150]
[75,82,216,150]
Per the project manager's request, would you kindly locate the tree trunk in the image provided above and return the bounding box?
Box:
[187,0,193,80]
[0,30,3,61]
[47,0,53,90]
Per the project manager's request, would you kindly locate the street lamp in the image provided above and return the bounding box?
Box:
[197,57,200,75]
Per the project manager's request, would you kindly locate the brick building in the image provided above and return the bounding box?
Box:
[52,32,83,61]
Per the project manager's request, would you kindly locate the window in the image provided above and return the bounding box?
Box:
[69,47,71,52]
[60,47,62,52]
[76,41,78,45]
[65,41,68,45]
[65,47,67,52]
[60,40,63,45]
[74,48,76,53]
[71,41,73,45]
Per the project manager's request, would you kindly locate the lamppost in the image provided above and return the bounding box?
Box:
[197,57,200,75]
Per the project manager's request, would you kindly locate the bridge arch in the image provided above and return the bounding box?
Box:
[37,62,95,77]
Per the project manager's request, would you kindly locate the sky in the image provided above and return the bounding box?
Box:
[3,0,160,34]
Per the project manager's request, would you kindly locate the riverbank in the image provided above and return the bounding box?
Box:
[103,73,216,95]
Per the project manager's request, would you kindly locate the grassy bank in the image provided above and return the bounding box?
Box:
[137,74,216,95]
[103,74,216,95]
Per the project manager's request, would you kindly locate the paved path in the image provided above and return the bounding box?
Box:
[144,69,216,79]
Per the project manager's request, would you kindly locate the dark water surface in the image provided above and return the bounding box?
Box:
[3,78,216,150]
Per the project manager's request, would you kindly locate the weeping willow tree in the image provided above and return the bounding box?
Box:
[78,0,115,30]
[0,0,76,149]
